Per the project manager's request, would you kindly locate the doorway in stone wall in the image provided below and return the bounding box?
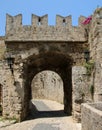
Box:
[0,84,3,116]
[23,52,73,120]
[28,70,65,119]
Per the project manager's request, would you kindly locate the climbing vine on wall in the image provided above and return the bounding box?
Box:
[84,60,94,75]
[84,60,95,100]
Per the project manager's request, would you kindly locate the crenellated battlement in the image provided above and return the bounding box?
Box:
[32,14,48,26]
[6,14,87,42]
[56,15,72,27]
[6,14,22,32]
[6,14,86,27]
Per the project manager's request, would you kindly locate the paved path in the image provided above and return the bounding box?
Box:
[0,99,81,130]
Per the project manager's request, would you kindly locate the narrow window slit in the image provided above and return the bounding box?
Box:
[38,17,41,25]
[63,19,66,26]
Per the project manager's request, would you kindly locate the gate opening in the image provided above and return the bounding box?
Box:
[23,52,72,120]
[28,70,67,119]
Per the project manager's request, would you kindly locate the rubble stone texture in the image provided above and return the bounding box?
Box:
[31,71,64,104]
[72,66,92,122]
[89,8,102,101]
[81,102,102,130]
[0,7,101,124]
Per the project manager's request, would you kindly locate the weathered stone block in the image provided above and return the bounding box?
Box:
[81,102,102,130]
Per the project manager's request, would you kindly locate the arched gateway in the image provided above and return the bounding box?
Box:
[24,52,72,115]
[2,13,88,121]
[21,52,73,118]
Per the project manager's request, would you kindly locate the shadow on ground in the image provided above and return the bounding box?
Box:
[26,110,68,120]
[25,101,68,120]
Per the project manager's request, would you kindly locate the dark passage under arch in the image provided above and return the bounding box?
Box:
[22,52,73,120]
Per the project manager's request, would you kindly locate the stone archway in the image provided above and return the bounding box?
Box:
[28,70,64,118]
[21,52,73,120]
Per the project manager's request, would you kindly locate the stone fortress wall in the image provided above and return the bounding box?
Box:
[81,8,102,130]
[1,13,88,121]
[89,8,102,101]
[0,8,101,125]
[5,14,87,42]
[82,102,102,130]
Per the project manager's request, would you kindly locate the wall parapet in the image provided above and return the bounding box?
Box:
[81,102,102,130]
[5,14,87,42]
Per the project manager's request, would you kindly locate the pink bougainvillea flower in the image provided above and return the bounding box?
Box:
[82,16,92,25]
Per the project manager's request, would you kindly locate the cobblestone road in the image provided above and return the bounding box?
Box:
[0,99,81,130]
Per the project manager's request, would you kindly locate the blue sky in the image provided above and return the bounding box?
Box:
[0,0,102,35]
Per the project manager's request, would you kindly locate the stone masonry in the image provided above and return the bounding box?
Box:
[81,102,102,130]
[31,71,64,104]
[89,8,102,101]
[0,7,101,123]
